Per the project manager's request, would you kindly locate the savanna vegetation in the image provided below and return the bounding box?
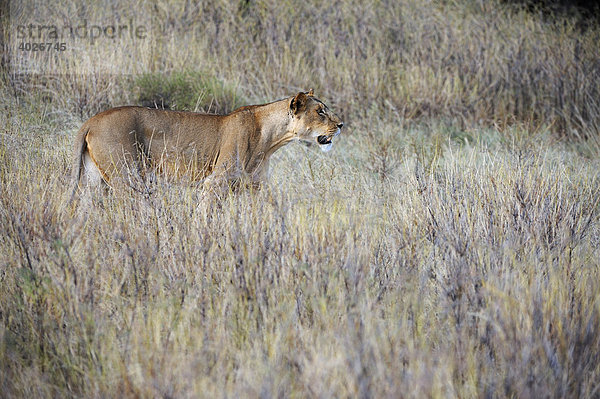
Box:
[1,0,599,397]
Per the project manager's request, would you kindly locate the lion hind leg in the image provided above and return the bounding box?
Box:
[81,150,107,188]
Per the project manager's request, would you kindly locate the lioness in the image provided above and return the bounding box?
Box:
[70,90,343,195]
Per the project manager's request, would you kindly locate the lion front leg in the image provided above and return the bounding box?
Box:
[201,158,241,199]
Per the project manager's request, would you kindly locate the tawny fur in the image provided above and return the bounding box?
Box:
[69,91,343,198]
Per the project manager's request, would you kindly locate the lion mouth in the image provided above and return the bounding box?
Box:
[316,135,333,152]
[317,135,332,145]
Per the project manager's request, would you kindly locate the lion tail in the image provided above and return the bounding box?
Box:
[68,125,89,204]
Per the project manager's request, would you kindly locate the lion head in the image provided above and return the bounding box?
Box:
[289,89,344,152]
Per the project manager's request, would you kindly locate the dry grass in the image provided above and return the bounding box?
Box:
[1,0,600,397]
[5,0,600,135]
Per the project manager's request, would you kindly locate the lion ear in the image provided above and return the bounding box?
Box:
[307,88,314,97]
[290,92,307,114]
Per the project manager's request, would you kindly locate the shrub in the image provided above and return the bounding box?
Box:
[133,70,245,114]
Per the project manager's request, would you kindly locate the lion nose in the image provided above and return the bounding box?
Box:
[337,122,344,129]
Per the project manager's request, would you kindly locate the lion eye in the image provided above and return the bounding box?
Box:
[317,108,325,115]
